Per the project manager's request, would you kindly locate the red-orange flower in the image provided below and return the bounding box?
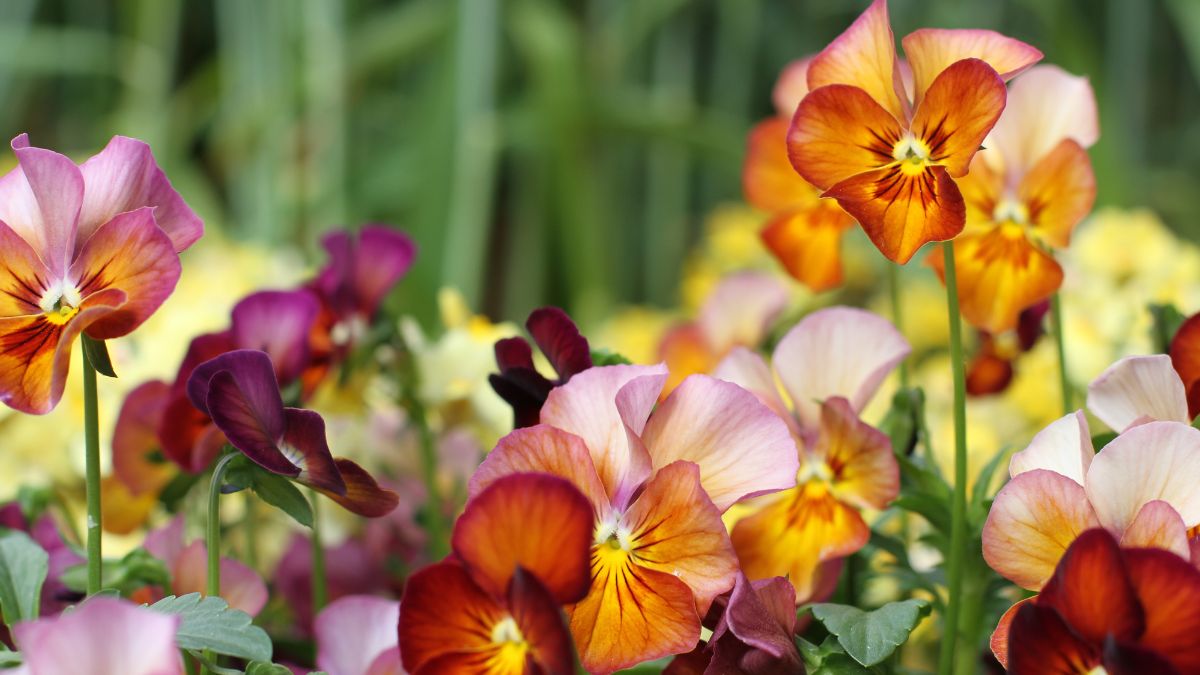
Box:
[787,0,1041,264]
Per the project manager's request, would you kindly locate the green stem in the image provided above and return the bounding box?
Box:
[203,453,237,675]
[1051,292,1072,414]
[242,494,258,572]
[413,401,448,559]
[310,489,328,613]
[888,262,910,389]
[938,242,969,675]
[82,346,102,595]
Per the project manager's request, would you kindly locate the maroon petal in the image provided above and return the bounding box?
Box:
[158,392,223,473]
[280,408,346,495]
[354,226,416,318]
[319,458,399,518]
[526,307,592,381]
[172,331,234,395]
[231,290,320,385]
[1007,602,1102,674]
[725,575,799,661]
[495,336,535,372]
[1102,638,1178,675]
[187,349,282,418]
[1038,528,1144,646]
[488,371,553,429]
[207,370,297,478]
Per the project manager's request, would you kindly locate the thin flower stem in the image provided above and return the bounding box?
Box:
[242,494,258,571]
[1051,292,1072,414]
[203,452,237,675]
[310,489,328,614]
[81,347,102,595]
[938,241,969,675]
[888,262,910,389]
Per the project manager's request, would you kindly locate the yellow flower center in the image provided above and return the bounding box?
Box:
[38,281,82,326]
[892,134,932,176]
[488,616,530,672]
[992,198,1030,226]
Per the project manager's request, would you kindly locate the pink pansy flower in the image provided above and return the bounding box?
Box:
[469,364,798,673]
[2,597,182,675]
[314,595,403,675]
[1086,354,1192,432]
[0,134,202,414]
[143,515,268,617]
[713,307,909,601]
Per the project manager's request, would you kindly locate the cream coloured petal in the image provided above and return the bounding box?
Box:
[1085,421,1200,533]
[1120,500,1191,560]
[987,65,1099,180]
[697,271,789,355]
[771,306,910,434]
[1008,410,1093,485]
[640,375,799,512]
[1087,355,1190,432]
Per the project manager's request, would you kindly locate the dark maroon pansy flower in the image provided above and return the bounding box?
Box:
[187,349,398,518]
[489,307,592,428]
[968,300,1051,397]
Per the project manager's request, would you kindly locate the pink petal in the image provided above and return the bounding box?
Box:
[77,135,203,254]
[640,375,799,512]
[771,306,910,434]
[1087,355,1190,432]
[365,648,404,675]
[987,65,1099,179]
[144,514,186,568]
[1008,410,1093,485]
[1121,500,1191,560]
[541,364,667,507]
[469,424,610,516]
[1085,421,1200,534]
[13,597,182,675]
[315,595,401,675]
[172,540,269,616]
[696,272,789,355]
[772,57,813,119]
[712,346,797,433]
[231,289,320,385]
[0,137,84,278]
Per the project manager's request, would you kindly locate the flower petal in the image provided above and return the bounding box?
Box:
[744,117,819,213]
[157,392,224,473]
[0,219,51,317]
[724,574,799,660]
[112,379,174,495]
[1008,410,1093,485]
[506,568,577,675]
[317,225,415,320]
[398,561,507,674]
[71,207,182,340]
[1,139,84,278]
[1020,139,1097,249]
[815,397,898,510]
[772,306,910,434]
[1170,313,1200,420]
[988,598,1032,669]
[1120,500,1190,559]
[640,376,799,512]
[712,347,795,431]
[806,0,906,120]
[1087,355,1191,432]
[204,368,297,477]
[982,469,1101,589]
[1125,546,1200,672]
[988,65,1099,178]
[453,472,594,604]
[77,135,203,254]
[1005,601,1101,675]
[761,205,854,293]
[1085,421,1200,533]
[787,83,902,191]
[13,597,183,675]
[697,272,790,356]
[171,540,268,616]
[731,483,870,602]
[315,595,400,675]
[526,306,592,381]
[541,364,667,507]
[901,29,1041,106]
[772,58,812,119]
[659,323,717,396]
[1038,528,1144,645]
[911,58,1007,177]
[231,290,320,385]
[99,474,157,534]
[279,408,346,495]
[320,458,399,518]
[469,424,610,516]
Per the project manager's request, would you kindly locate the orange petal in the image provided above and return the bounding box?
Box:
[965,341,1014,396]
[989,598,1033,669]
[398,562,508,673]
[453,472,594,605]
[743,118,820,213]
[470,424,610,516]
[99,475,157,534]
[787,83,903,191]
[956,153,1004,224]
[658,323,715,398]
[932,225,1063,334]
[911,58,1007,177]
[901,28,1041,106]
[1020,139,1097,249]
[1005,601,1102,674]
[0,220,50,317]
[731,482,869,602]
[816,397,898,510]
[761,205,854,292]
[1038,529,1144,646]
[112,380,175,496]
[1125,546,1200,673]
[1170,313,1200,419]
[823,163,965,264]
[806,0,907,121]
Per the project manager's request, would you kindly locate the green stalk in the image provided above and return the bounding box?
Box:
[309,489,328,613]
[938,241,969,675]
[414,404,448,559]
[81,346,102,595]
[1051,292,1072,414]
[203,453,237,675]
[888,262,910,389]
[242,494,258,571]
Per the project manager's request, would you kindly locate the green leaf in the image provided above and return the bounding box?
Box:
[590,348,631,366]
[798,636,875,675]
[158,470,204,513]
[245,662,297,675]
[250,471,313,528]
[0,647,23,667]
[879,387,921,456]
[15,485,51,523]
[811,599,931,667]
[1149,303,1186,354]
[61,547,170,595]
[0,530,48,626]
[81,334,118,378]
[148,593,273,662]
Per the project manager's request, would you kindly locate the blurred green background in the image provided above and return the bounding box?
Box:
[4,0,1197,325]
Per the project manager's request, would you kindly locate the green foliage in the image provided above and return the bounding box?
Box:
[80,334,117,378]
[810,600,931,668]
[244,662,298,675]
[0,530,48,626]
[591,348,633,366]
[222,455,313,528]
[1149,303,1187,354]
[798,635,883,674]
[61,547,170,596]
[147,593,273,663]
[0,648,21,668]
[158,470,204,513]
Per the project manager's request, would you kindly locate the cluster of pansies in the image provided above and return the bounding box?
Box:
[1,1,1198,674]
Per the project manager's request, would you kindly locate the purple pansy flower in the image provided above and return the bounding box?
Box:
[489,306,593,428]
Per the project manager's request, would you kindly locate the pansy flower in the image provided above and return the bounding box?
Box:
[658,272,789,395]
[964,300,1049,396]
[994,528,1200,673]
[186,349,398,517]
[744,60,856,291]
[787,0,1041,263]
[928,65,1098,333]
[0,134,202,414]
[490,306,592,428]
[1086,354,1193,433]
[399,472,594,674]
[112,379,176,498]
[314,595,402,675]
[470,365,798,672]
[714,307,908,601]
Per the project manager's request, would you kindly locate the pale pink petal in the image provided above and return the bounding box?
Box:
[772,58,812,119]
[77,135,203,254]
[1087,355,1190,432]
[315,595,401,675]
[144,514,186,568]
[13,597,182,675]
[172,541,268,616]
[639,375,799,512]
[366,648,404,675]
[541,364,666,507]
[987,65,1099,179]
[1120,500,1191,559]
[697,271,789,355]
[1085,421,1200,533]
[712,346,797,432]
[771,306,910,434]
[1008,410,1093,485]
[901,28,1041,106]
[468,424,610,517]
[982,469,1100,589]
[0,136,84,277]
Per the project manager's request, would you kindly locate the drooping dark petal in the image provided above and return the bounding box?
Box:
[206,370,297,478]
[724,575,799,660]
[1006,602,1102,674]
[527,306,592,381]
[157,392,224,473]
[186,349,282,417]
[231,289,320,386]
[508,567,577,675]
[495,336,536,371]
[489,370,554,429]
[171,331,234,395]
[280,407,346,495]
[318,458,398,518]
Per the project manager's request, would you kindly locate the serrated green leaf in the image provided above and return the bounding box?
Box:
[250,471,313,528]
[0,530,48,626]
[811,599,930,667]
[148,593,272,662]
[81,334,118,378]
